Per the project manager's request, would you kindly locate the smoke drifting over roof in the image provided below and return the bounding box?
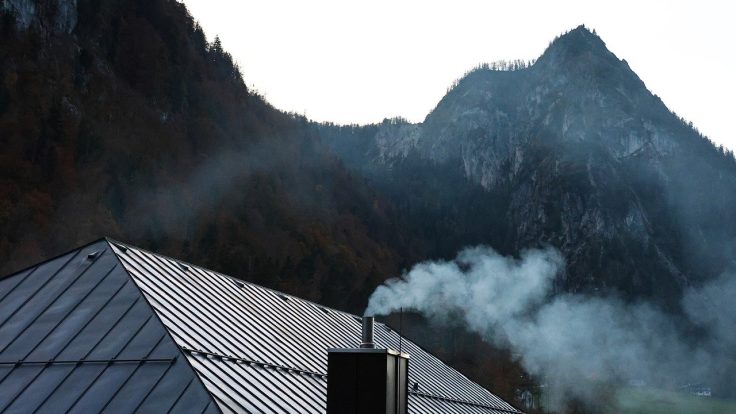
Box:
[366,246,736,412]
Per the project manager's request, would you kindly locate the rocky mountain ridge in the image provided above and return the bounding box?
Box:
[322,26,736,306]
[368,27,690,184]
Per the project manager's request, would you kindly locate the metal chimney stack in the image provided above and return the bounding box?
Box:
[327,315,409,414]
[360,316,375,348]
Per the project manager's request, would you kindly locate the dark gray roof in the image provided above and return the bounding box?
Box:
[1,239,523,414]
[0,240,217,413]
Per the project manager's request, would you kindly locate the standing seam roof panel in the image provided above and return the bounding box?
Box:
[0,240,223,414]
[113,241,523,414]
[1,239,522,414]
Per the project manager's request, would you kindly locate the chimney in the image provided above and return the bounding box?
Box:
[327,316,409,414]
[360,316,375,348]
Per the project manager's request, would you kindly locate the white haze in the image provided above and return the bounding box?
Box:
[183,0,736,151]
[366,246,736,411]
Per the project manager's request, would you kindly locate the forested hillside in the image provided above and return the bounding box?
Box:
[0,0,529,404]
[0,0,408,310]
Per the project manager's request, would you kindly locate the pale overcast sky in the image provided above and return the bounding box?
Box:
[182,0,735,150]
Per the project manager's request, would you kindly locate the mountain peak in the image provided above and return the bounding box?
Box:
[554,24,605,49]
[537,25,615,69]
[564,24,601,39]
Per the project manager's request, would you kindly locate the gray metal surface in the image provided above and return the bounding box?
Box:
[0,240,216,413]
[112,241,523,414]
[1,239,522,414]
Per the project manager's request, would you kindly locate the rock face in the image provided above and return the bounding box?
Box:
[55,0,77,33]
[322,26,736,305]
[369,27,679,187]
[1,0,35,28]
[2,0,77,33]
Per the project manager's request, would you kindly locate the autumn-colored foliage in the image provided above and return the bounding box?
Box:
[0,0,400,310]
[0,0,529,406]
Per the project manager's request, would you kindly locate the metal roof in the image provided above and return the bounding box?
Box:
[0,240,217,413]
[1,239,523,414]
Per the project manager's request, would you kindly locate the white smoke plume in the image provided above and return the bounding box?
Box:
[366,245,736,412]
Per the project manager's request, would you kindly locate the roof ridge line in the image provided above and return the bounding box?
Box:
[181,347,326,379]
[0,237,109,280]
[105,240,225,414]
[410,390,522,413]
[105,238,365,322]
